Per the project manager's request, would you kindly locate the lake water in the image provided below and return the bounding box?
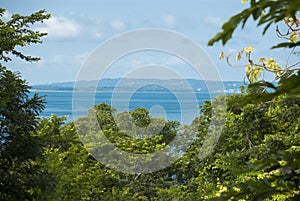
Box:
[33,90,216,124]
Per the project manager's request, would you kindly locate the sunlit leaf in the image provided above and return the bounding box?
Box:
[219,51,225,59]
[243,46,254,53]
[257,58,266,63]
[290,32,299,43]
[236,51,242,61]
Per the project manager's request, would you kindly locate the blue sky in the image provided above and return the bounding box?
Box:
[1,0,288,84]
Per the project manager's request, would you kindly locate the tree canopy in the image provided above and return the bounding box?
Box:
[0,8,50,200]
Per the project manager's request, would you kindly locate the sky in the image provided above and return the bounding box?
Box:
[1,0,290,84]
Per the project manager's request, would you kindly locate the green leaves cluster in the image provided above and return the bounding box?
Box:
[0,8,50,201]
[35,110,181,200]
[156,75,300,200]
[214,1,300,84]
[208,0,300,48]
[0,8,50,62]
[0,64,47,200]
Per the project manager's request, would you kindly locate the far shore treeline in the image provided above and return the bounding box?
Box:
[31,78,245,92]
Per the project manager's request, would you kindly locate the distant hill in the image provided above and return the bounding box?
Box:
[32,78,246,93]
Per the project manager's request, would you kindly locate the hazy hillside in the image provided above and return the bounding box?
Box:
[32,78,245,93]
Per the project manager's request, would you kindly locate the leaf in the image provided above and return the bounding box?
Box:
[262,21,273,35]
[243,46,254,53]
[257,58,265,63]
[276,71,300,95]
[208,12,245,46]
[248,81,276,93]
[219,51,225,59]
[245,64,252,73]
[265,58,281,72]
[209,0,300,48]
[271,41,300,49]
[236,51,242,61]
[289,32,299,43]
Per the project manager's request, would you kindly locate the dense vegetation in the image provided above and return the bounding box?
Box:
[0,1,299,200]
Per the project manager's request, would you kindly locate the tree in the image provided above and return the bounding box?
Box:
[38,106,182,200]
[179,0,300,200]
[0,8,50,200]
[156,1,300,200]
[210,0,300,85]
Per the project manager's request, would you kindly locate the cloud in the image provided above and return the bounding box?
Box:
[115,54,186,72]
[203,16,223,27]
[74,16,105,40]
[38,16,81,39]
[110,19,126,31]
[48,52,89,66]
[162,15,176,28]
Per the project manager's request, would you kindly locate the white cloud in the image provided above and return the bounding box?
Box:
[110,19,126,31]
[162,15,176,28]
[77,16,106,40]
[203,16,223,27]
[38,16,81,39]
[49,52,89,66]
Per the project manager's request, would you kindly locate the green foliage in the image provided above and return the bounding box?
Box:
[27,84,300,201]
[219,43,298,84]
[37,75,298,200]
[130,108,151,128]
[208,0,300,48]
[2,3,300,200]
[39,112,179,200]
[36,115,119,200]
[0,7,50,200]
[213,95,300,200]
[0,8,50,62]
[0,64,47,200]
[204,1,300,200]
[155,74,300,200]
[80,102,179,155]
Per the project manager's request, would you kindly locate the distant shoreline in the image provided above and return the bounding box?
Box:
[31,78,245,94]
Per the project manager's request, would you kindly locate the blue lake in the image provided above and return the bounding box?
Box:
[33,90,217,124]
